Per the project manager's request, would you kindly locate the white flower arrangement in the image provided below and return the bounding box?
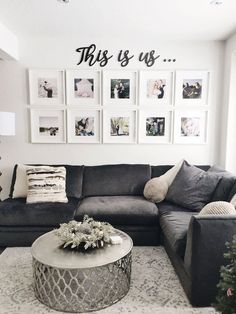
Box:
[56,215,114,250]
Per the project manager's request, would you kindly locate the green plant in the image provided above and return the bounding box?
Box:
[215,235,236,314]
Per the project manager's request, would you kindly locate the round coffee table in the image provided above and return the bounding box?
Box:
[31,229,133,313]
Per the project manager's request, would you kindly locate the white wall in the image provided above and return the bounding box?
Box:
[0,38,224,199]
[221,33,236,172]
[0,22,18,60]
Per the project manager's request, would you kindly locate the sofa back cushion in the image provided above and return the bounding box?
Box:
[151,165,210,178]
[9,164,84,199]
[207,166,236,201]
[82,164,151,197]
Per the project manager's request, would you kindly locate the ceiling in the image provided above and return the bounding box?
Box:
[0,0,235,41]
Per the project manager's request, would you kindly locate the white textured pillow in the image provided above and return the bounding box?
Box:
[143,177,168,203]
[230,194,236,208]
[143,159,184,203]
[12,164,27,198]
[26,166,68,204]
[199,201,236,215]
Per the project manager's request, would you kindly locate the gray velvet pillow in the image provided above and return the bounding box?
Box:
[166,161,221,211]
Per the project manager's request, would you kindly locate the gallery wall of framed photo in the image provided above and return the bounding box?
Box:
[28,68,210,145]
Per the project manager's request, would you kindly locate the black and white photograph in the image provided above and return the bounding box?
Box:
[75,116,94,136]
[66,70,100,105]
[30,109,66,143]
[147,80,166,99]
[29,69,64,105]
[110,79,130,99]
[139,71,173,106]
[110,117,130,136]
[182,79,202,99]
[38,78,58,98]
[174,110,207,144]
[74,78,94,98]
[181,117,200,136]
[146,117,165,136]
[67,109,100,143]
[103,71,137,105]
[39,116,59,136]
[175,71,209,106]
[139,109,171,144]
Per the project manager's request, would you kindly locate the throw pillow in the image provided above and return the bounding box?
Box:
[230,194,236,208]
[199,201,236,215]
[143,177,169,203]
[166,160,221,211]
[26,166,68,204]
[143,159,184,203]
[207,165,236,201]
[12,164,27,198]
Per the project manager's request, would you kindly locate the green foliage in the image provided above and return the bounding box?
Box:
[56,215,114,250]
[215,235,236,314]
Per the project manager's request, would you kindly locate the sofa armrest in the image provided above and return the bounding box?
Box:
[184,215,236,306]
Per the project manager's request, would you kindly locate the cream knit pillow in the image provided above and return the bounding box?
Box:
[199,201,236,215]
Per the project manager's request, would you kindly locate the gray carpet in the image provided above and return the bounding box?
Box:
[0,247,218,314]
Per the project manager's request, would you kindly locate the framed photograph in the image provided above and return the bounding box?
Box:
[30,109,66,143]
[66,70,101,106]
[103,109,137,143]
[175,71,209,106]
[139,109,172,144]
[174,110,208,144]
[139,71,173,106]
[29,69,65,105]
[103,70,137,105]
[67,109,101,143]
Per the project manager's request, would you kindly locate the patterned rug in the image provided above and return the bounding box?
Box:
[0,247,218,314]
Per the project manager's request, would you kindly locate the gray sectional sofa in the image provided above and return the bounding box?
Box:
[1,163,236,307]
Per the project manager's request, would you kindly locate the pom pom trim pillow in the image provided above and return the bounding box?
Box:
[143,159,184,203]
[199,201,236,215]
[26,166,68,204]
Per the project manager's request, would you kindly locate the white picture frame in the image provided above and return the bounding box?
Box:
[139,71,173,106]
[29,69,65,105]
[139,109,172,144]
[67,109,101,143]
[66,70,101,106]
[175,70,209,106]
[173,110,208,144]
[30,109,66,143]
[103,70,137,106]
[103,109,137,144]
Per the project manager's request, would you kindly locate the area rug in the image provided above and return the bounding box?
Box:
[0,247,218,314]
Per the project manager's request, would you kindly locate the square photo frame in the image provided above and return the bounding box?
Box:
[175,71,209,106]
[103,109,137,143]
[174,110,208,144]
[139,71,173,106]
[29,69,65,105]
[67,109,101,143]
[66,70,101,106]
[139,109,172,144]
[30,109,66,143]
[103,70,137,106]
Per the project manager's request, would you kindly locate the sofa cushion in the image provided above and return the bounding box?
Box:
[74,196,158,226]
[10,164,84,199]
[82,164,151,197]
[166,161,220,211]
[207,166,236,201]
[159,210,197,258]
[151,165,210,178]
[26,166,68,204]
[0,198,78,227]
